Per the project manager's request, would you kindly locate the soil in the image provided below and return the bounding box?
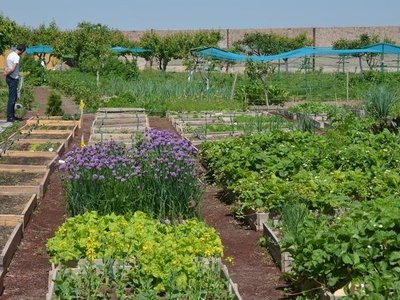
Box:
[0,156,52,165]
[0,226,15,251]
[10,142,60,152]
[16,134,70,140]
[28,87,79,118]
[0,172,44,186]
[2,111,285,299]
[150,116,286,300]
[36,126,75,130]
[0,195,31,215]
[2,113,93,299]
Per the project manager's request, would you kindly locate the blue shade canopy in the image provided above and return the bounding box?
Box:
[111,46,152,54]
[191,43,400,63]
[25,45,53,55]
[111,46,130,53]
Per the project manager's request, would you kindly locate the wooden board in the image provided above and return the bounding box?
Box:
[26,119,77,126]
[0,222,23,270]
[0,169,50,199]
[262,223,293,272]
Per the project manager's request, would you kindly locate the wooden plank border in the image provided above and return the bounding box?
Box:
[0,222,23,270]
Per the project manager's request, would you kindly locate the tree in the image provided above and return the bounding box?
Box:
[0,15,17,54]
[332,33,393,71]
[233,32,311,72]
[140,30,221,72]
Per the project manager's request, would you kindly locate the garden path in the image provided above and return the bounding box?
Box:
[149,116,286,300]
[1,113,94,299]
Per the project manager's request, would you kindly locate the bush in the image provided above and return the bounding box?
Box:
[46,91,64,116]
[102,56,139,81]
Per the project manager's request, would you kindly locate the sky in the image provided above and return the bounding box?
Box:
[1,0,399,31]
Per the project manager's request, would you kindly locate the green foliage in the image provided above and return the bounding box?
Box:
[20,55,45,85]
[47,211,223,293]
[363,84,398,119]
[233,32,312,55]
[237,60,290,105]
[200,127,400,213]
[53,258,234,299]
[140,30,221,71]
[101,55,139,80]
[18,83,34,110]
[0,15,17,54]
[288,197,400,297]
[46,91,64,116]
[47,70,100,109]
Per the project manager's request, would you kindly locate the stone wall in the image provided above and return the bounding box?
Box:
[123,26,400,47]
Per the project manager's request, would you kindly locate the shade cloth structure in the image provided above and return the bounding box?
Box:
[191,43,400,63]
[111,46,152,54]
[25,45,53,55]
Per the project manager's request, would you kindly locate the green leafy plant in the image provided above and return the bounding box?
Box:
[46,91,64,116]
[364,85,398,120]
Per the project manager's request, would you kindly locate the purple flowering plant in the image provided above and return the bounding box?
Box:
[60,129,202,220]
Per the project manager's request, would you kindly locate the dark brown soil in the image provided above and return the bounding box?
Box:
[150,117,286,300]
[28,87,79,117]
[17,134,70,140]
[2,114,93,299]
[0,226,15,251]
[36,125,75,130]
[0,172,44,186]
[0,195,31,214]
[0,156,53,165]
[10,142,60,152]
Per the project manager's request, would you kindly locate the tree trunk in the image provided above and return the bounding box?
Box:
[284,59,289,73]
[96,70,100,87]
[358,56,363,73]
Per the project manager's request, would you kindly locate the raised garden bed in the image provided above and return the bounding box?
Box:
[243,208,271,231]
[0,168,50,199]
[8,140,64,154]
[26,119,77,127]
[0,151,56,167]
[0,222,23,270]
[0,194,37,229]
[46,259,242,300]
[262,222,293,273]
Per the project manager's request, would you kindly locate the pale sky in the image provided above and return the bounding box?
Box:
[1,0,399,31]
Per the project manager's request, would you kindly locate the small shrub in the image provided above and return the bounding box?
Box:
[46,91,64,116]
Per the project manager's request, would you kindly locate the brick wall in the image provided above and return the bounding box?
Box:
[123,26,400,47]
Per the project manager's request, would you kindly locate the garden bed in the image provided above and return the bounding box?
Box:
[0,194,37,228]
[262,222,293,273]
[46,259,242,300]
[0,151,56,168]
[0,222,23,270]
[0,168,50,199]
[8,140,64,154]
[243,208,271,231]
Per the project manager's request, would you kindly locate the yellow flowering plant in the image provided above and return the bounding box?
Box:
[47,211,223,293]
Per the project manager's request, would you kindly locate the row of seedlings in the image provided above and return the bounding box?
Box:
[47,127,242,299]
[89,108,149,146]
[167,111,293,147]
[0,116,78,293]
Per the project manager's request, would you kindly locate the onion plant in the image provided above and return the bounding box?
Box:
[60,129,202,220]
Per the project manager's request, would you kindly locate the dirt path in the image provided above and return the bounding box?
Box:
[28,86,78,117]
[2,114,94,299]
[149,116,286,300]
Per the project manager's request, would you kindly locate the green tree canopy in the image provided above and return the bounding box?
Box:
[0,15,18,54]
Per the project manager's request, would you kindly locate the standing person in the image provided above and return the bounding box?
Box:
[4,44,26,122]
